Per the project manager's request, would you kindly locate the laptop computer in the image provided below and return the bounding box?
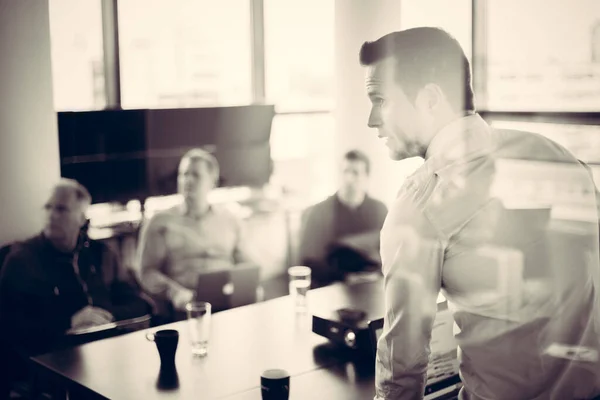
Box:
[194,265,261,312]
[230,264,261,307]
[368,314,462,399]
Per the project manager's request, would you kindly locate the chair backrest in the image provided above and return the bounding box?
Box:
[0,243,13,276]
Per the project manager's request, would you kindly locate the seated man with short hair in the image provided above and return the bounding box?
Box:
[299,150,388,287]
[0,179,150,396]
[138,149,257,319]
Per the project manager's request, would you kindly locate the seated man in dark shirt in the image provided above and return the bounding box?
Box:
[298,150,388,287]
[0,179,150,396]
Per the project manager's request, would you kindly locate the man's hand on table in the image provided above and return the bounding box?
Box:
[71,306,115,330]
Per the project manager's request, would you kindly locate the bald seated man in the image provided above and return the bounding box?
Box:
[0,179,150,359]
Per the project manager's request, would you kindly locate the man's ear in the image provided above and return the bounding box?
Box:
[415,84,444,112]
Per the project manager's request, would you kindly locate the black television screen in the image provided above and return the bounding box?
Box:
[144,105,275,197]
[57,105,275,204]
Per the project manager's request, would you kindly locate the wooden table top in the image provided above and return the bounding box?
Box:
[224,352,377,400]
[32,281,384,400]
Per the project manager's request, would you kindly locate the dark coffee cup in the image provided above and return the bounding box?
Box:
[261,369,290,400]
[146,329,179,369]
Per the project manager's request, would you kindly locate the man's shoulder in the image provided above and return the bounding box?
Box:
[493,127,579,163]
[7,234,45,260]
[308,195,336,212]
[144,208,181,228]
[1,235,45,278]
[364,195,388,211]
[209,204,245,226]
[302,195,336,223]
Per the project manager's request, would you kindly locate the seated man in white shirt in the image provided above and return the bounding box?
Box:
[138,149,257,320]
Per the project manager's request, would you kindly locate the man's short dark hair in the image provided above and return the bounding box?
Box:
[344,149,371,174]
[359,27,475,113]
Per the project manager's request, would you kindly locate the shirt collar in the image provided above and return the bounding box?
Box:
[184,204,214,221]
[424,113,494,174]
[335,191,367,209]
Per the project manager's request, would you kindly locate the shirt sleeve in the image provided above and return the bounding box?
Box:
[138,215,189,301]
[375,208,445,400]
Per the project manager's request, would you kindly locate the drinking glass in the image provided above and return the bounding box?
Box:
[185,301,211,357]
[288,266,311,312]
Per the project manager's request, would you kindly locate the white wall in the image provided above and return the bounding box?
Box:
[0,0,60,246]
[334,0,423,207]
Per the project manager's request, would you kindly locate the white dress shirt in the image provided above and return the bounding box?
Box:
[375,114,600,400]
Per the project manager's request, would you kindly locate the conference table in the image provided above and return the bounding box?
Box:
[31,281,381,399]
[225,360,376,400]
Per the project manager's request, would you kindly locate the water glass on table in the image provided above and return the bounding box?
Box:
[185,301,211,357]
[288,266,311,312]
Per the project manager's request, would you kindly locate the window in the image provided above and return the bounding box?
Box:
[118,0,253,109]
[263,0,335,112]
[400,0,473,61]
[49,0,106,111]
[269,113,335,202]
[485,0,600,111]
[264,0,336,199]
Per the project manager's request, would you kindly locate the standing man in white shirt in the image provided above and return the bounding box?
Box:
[360,27,600,400]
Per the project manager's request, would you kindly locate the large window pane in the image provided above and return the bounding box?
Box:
[486,0,600,111]
[264,0,335,112]
[118,0,252,109]
[270,113,335,201]
[49,0,105,111]
[400,0,473,61]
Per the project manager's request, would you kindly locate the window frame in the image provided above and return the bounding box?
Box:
[101,1,600,124]
[101,0,333,115]
[472,0,600,125]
